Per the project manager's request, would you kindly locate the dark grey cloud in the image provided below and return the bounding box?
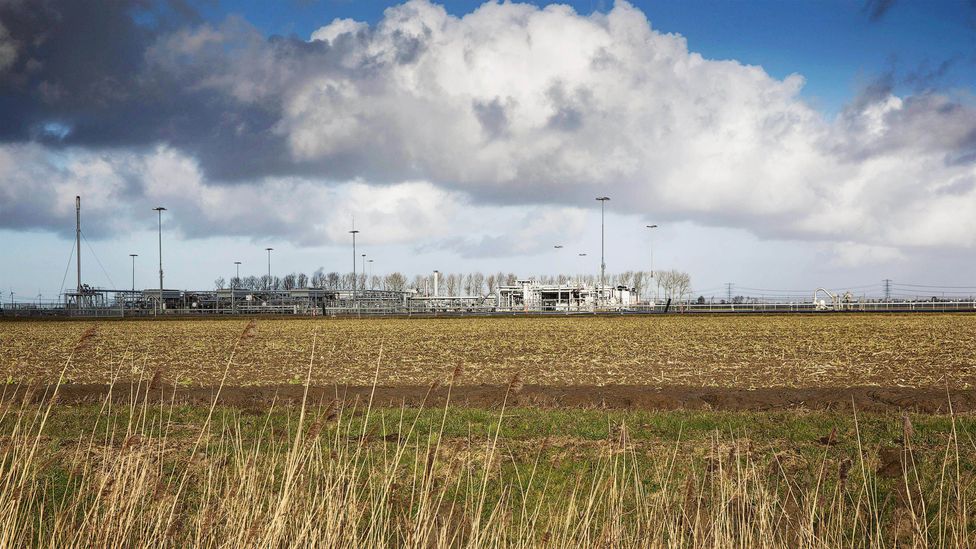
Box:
[2,0,976,255]
[0,1,313,182]
[863,0,896,21]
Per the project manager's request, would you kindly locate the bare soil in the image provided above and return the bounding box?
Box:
[7,383,974,413]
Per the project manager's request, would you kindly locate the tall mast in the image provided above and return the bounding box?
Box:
[76,196,81,295]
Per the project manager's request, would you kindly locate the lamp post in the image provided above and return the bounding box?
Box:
[265,248,273,290]
[554,245,564,310]
[595,197,610,306]
[152,206,166,314]
[349,229,359,302]
[129,254,138,292]
[361,253,367,291]
[233,261,241,313]
[577,253,587,311]
[645,224,658,303]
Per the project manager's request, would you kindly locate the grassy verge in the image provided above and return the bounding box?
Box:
[2,392,974,547]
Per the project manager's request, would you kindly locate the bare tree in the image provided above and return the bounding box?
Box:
[658,270,692,302]
[632,271,646,300]
[310,268,324,288]
[327,272,340,290]
[472,272,485,296]
[369,275,381,290]
[506,272,517,286]
[297,272,308,288]
[282,273,297,290]
[445,273,459,296]
[244,276,260,290]
[384,272,407,292]
[214,277,226,290]
[486,274,497,295]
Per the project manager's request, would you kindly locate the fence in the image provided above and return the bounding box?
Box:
[2,300,975,318]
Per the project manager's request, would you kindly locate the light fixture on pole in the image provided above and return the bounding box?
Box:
[554,245,564,309]
[265,248,273,290]
[645,224,658,303]
[152,206,166,314]
[349,229,359,300]
[129,254,138,292]
[233,261,241,313]
[595,197,610,302]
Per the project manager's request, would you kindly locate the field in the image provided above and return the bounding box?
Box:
[2,315,975,388]
[1,314,975,546]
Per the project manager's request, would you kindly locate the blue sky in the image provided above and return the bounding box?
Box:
[205,0,976,112]
[2,0,976,302]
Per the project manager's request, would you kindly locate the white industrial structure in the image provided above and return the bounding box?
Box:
[495,279,637,312]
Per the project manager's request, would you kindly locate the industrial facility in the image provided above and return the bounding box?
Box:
[2,196,974,318]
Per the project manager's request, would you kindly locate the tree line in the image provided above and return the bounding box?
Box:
[214,269,693,301]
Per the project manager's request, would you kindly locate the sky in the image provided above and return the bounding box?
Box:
[1,0,976,302]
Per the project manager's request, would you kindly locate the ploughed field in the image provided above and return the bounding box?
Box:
[1,314,974,389]
[3,314,976,546]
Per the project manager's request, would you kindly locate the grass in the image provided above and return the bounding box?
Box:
[1,321,975,546]
[4,391,976,546]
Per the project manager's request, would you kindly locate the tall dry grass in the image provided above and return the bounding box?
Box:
[0,323,973,547]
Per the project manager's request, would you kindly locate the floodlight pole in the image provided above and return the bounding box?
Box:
[349,229,359,303]
[153,206,166,314]
[595,197,610,306]
[645,224,658,303]
[233,261,241,313]
[129,254,138,292]
[265,248,273,290]
[577,253,586,310]
[554,245,563,310]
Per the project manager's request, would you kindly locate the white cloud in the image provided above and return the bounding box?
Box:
[0,144,561,253]
[309,18,368,43]
[826,242,907,268]
[3,0,976,263]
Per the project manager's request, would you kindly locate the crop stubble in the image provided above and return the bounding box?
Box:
[1,314,974,389]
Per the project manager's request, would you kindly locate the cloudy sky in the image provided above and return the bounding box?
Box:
[2,0,975,301]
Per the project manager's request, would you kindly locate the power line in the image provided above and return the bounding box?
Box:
[57,239,75,298]
[892,282,976,289]
[80,231,117,289]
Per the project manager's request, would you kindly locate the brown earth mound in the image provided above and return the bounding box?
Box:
[5,384,974,414]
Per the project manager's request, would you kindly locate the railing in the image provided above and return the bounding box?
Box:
[2,300,975,318]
